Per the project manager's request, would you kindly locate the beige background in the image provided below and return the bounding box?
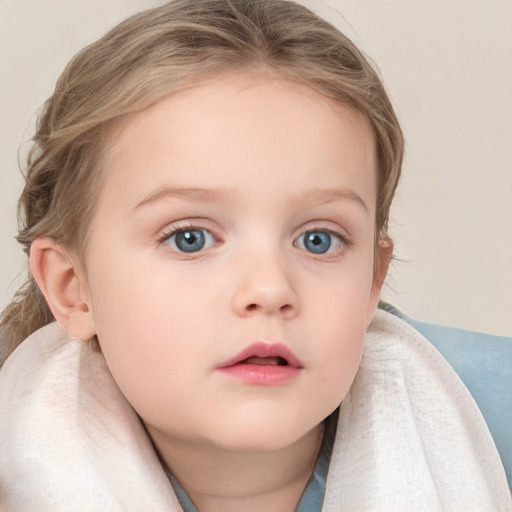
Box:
[1,0,511,336]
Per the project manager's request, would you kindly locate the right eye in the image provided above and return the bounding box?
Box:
[161,227,216,253]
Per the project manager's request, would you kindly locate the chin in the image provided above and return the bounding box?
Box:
[207,420,319,453]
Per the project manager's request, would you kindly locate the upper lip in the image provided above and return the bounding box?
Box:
[217,342,304,369]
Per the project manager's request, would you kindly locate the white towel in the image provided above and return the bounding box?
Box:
[323,311,511,511]
[0,310,510,511]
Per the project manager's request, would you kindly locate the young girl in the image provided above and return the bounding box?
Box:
[0,1,510,510]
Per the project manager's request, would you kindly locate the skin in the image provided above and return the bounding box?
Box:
[31,73,391,512]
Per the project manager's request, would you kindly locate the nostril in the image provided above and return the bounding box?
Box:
[239,300,297,318]
[244,303,294,315]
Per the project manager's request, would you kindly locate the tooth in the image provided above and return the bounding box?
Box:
[244,356,286,366]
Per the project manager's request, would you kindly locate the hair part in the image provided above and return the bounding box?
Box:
[1,0,404,363]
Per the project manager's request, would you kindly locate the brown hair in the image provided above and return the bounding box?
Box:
[0,0,404,362]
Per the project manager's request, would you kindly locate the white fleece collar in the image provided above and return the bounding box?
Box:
[0,310,510,511]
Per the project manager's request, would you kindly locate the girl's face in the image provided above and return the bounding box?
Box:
[82,74,385,453]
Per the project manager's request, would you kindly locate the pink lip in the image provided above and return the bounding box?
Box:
[216,342,303,386]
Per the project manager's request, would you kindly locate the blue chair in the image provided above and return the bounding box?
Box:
[380,302,512,491]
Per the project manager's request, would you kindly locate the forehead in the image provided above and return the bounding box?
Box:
[98,74,377,214]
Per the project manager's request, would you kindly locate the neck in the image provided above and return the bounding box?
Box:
[149,424,324,512]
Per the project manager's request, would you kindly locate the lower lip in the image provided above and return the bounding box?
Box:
[217,364,302,386]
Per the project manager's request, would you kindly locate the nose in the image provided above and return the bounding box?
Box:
[230,252,299,320]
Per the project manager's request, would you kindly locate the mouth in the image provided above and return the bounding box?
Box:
[217,342,303,369]
[241,355,289,366]
[216,342,303,386]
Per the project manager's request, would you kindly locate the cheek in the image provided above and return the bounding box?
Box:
[319,313,366,395]
[85,254,208,404]
[303,274,373,404]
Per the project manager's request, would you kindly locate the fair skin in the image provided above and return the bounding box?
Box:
[31,74,391,512]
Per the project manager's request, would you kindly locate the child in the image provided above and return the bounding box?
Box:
[0,1,510,510]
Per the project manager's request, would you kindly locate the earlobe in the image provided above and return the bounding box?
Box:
[30,237,96,340]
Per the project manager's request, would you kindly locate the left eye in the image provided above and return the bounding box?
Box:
[294,230,343,255]
[163,228,215,253]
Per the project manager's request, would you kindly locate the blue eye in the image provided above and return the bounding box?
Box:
[164,228,215,253]
[295,230,342,255]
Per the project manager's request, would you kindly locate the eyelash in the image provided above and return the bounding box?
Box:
[157,221,220,254]
[294,227,352,257]
[157,222,352,257]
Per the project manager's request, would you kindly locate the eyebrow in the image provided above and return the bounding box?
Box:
[291,188,369,213]
[131,185,369,213]
[131,186,234,212]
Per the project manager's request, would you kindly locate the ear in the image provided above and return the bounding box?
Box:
[373,237,393,292]
[30,237,96,340]
[366,237,394,324]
